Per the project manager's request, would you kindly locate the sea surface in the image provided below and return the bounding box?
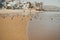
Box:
[27,12,60,40]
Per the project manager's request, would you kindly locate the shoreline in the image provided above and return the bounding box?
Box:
[0,9,60,13]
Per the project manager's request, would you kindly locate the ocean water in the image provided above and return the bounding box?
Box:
[27,12,60,40]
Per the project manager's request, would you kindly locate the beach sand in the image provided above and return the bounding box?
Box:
[0,10,31,40]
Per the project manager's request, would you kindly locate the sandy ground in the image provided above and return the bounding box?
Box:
[0,10,31,40]
[0,9,60,40]
[0,9,36,14]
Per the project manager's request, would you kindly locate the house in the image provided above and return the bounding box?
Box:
[35,2,45,11]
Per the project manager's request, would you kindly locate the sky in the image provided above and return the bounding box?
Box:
[21,0,60,7]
